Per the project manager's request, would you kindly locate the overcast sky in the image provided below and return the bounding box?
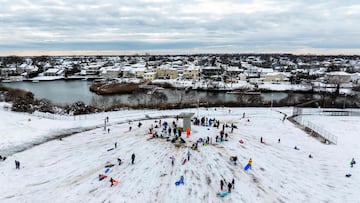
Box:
[1,0,360,55]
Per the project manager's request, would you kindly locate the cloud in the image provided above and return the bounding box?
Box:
[1,0,360,55]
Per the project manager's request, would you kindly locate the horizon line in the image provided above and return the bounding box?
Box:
[2,48,360,57]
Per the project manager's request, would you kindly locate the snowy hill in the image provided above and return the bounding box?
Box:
[0,103,359,203]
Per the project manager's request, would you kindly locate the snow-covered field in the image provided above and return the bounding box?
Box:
[0,103,359,203]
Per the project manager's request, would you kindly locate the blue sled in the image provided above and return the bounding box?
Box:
[104,168,111,174]
[244,163,251,171]
[175,177,185,186]
[217,191,229,197]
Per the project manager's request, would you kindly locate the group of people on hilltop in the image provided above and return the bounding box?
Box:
[192,116,221,128]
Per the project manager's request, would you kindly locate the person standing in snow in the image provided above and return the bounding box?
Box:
[110,177,114,187]
[170,156,175,166]
[220,180,224,190]
[114,142,117,148]
[228,182,232,193]
[260,137,263,143]
[15,160,20,169]
[187,151,191,161]
[108,128,110,134]
[232,179,235,189]
[117,158,122,165]
[168,127,171,136]
[131,153,135,164]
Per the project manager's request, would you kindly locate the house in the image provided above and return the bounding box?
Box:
[156,66,178,79]
[100,66,121,78]
[80,68,99,76]
[225,66,244,78]
[0,67,18,76]
[183,66,200,80]
[264,72,289,84]
[325,71,352,84]
[43,68,64,76]
[351,73,360,84]
[245,66,261,78]
[201,66,222,78]
[143,72,157,81]
[135,68,147,79]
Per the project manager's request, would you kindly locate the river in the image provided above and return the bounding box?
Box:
[2,80,301,107]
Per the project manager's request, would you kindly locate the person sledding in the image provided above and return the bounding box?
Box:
[110,177,119,187]
[244,158,252,170]
[260,137,264,144]
[350,158,356,167]
[175,175,185,186]
[229,156,238,165]
[217,184,229,198]
[105,163,115,168]
[99,174,107,181]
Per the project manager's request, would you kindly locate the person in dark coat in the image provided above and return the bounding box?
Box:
[131,153,135,164]
[15,160,20,169]
[168,127,171,136]
[170,156,175,166]
[110,177,114,187]
[117,158,122,165]
[232,179,235,189]
[220,180,224,190]
[228,182,232,193]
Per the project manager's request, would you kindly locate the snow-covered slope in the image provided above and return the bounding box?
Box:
[0,104,359,203]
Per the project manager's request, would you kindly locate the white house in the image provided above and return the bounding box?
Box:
[325,71,352,84]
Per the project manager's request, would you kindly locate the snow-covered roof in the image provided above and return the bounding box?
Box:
[326,71,352,76]
[45,68,60,73]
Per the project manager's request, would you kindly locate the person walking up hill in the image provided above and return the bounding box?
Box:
[131,153,135,164]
